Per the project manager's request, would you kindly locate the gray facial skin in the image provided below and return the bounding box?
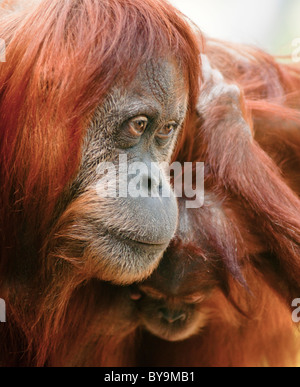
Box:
[49,59,189,285]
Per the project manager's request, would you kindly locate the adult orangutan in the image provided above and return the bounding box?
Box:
[0,0,201,366]
[0,0,300,367]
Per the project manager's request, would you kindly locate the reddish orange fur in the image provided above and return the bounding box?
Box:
[139,270,299,367]
[0,0,300,367]
[0,0,201,367]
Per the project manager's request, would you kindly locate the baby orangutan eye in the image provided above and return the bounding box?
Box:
[139,286,166,300]
[182,294,205,304]
[127,116,149,137]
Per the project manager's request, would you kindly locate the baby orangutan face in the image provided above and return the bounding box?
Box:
[130,238,219,342]
[131,282,210,342]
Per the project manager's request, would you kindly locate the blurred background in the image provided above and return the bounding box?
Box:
[170,0,300,56]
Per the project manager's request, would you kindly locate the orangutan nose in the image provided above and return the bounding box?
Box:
[158,308,186,323]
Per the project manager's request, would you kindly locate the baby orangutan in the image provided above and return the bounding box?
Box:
[130,196,235,343]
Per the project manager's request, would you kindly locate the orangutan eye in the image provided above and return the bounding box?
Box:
[156,121,179,139]
[139,286,165,300]
[127,116,149,137]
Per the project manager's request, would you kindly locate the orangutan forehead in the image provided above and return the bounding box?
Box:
[134,59,187,100]
[106,59,189,122]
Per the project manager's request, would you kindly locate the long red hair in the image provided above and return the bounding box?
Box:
[0,0,201,268]
[1,0,300,367]
[0,0,202,366]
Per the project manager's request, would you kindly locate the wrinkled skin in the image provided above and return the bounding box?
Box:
[47,58,189,285]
